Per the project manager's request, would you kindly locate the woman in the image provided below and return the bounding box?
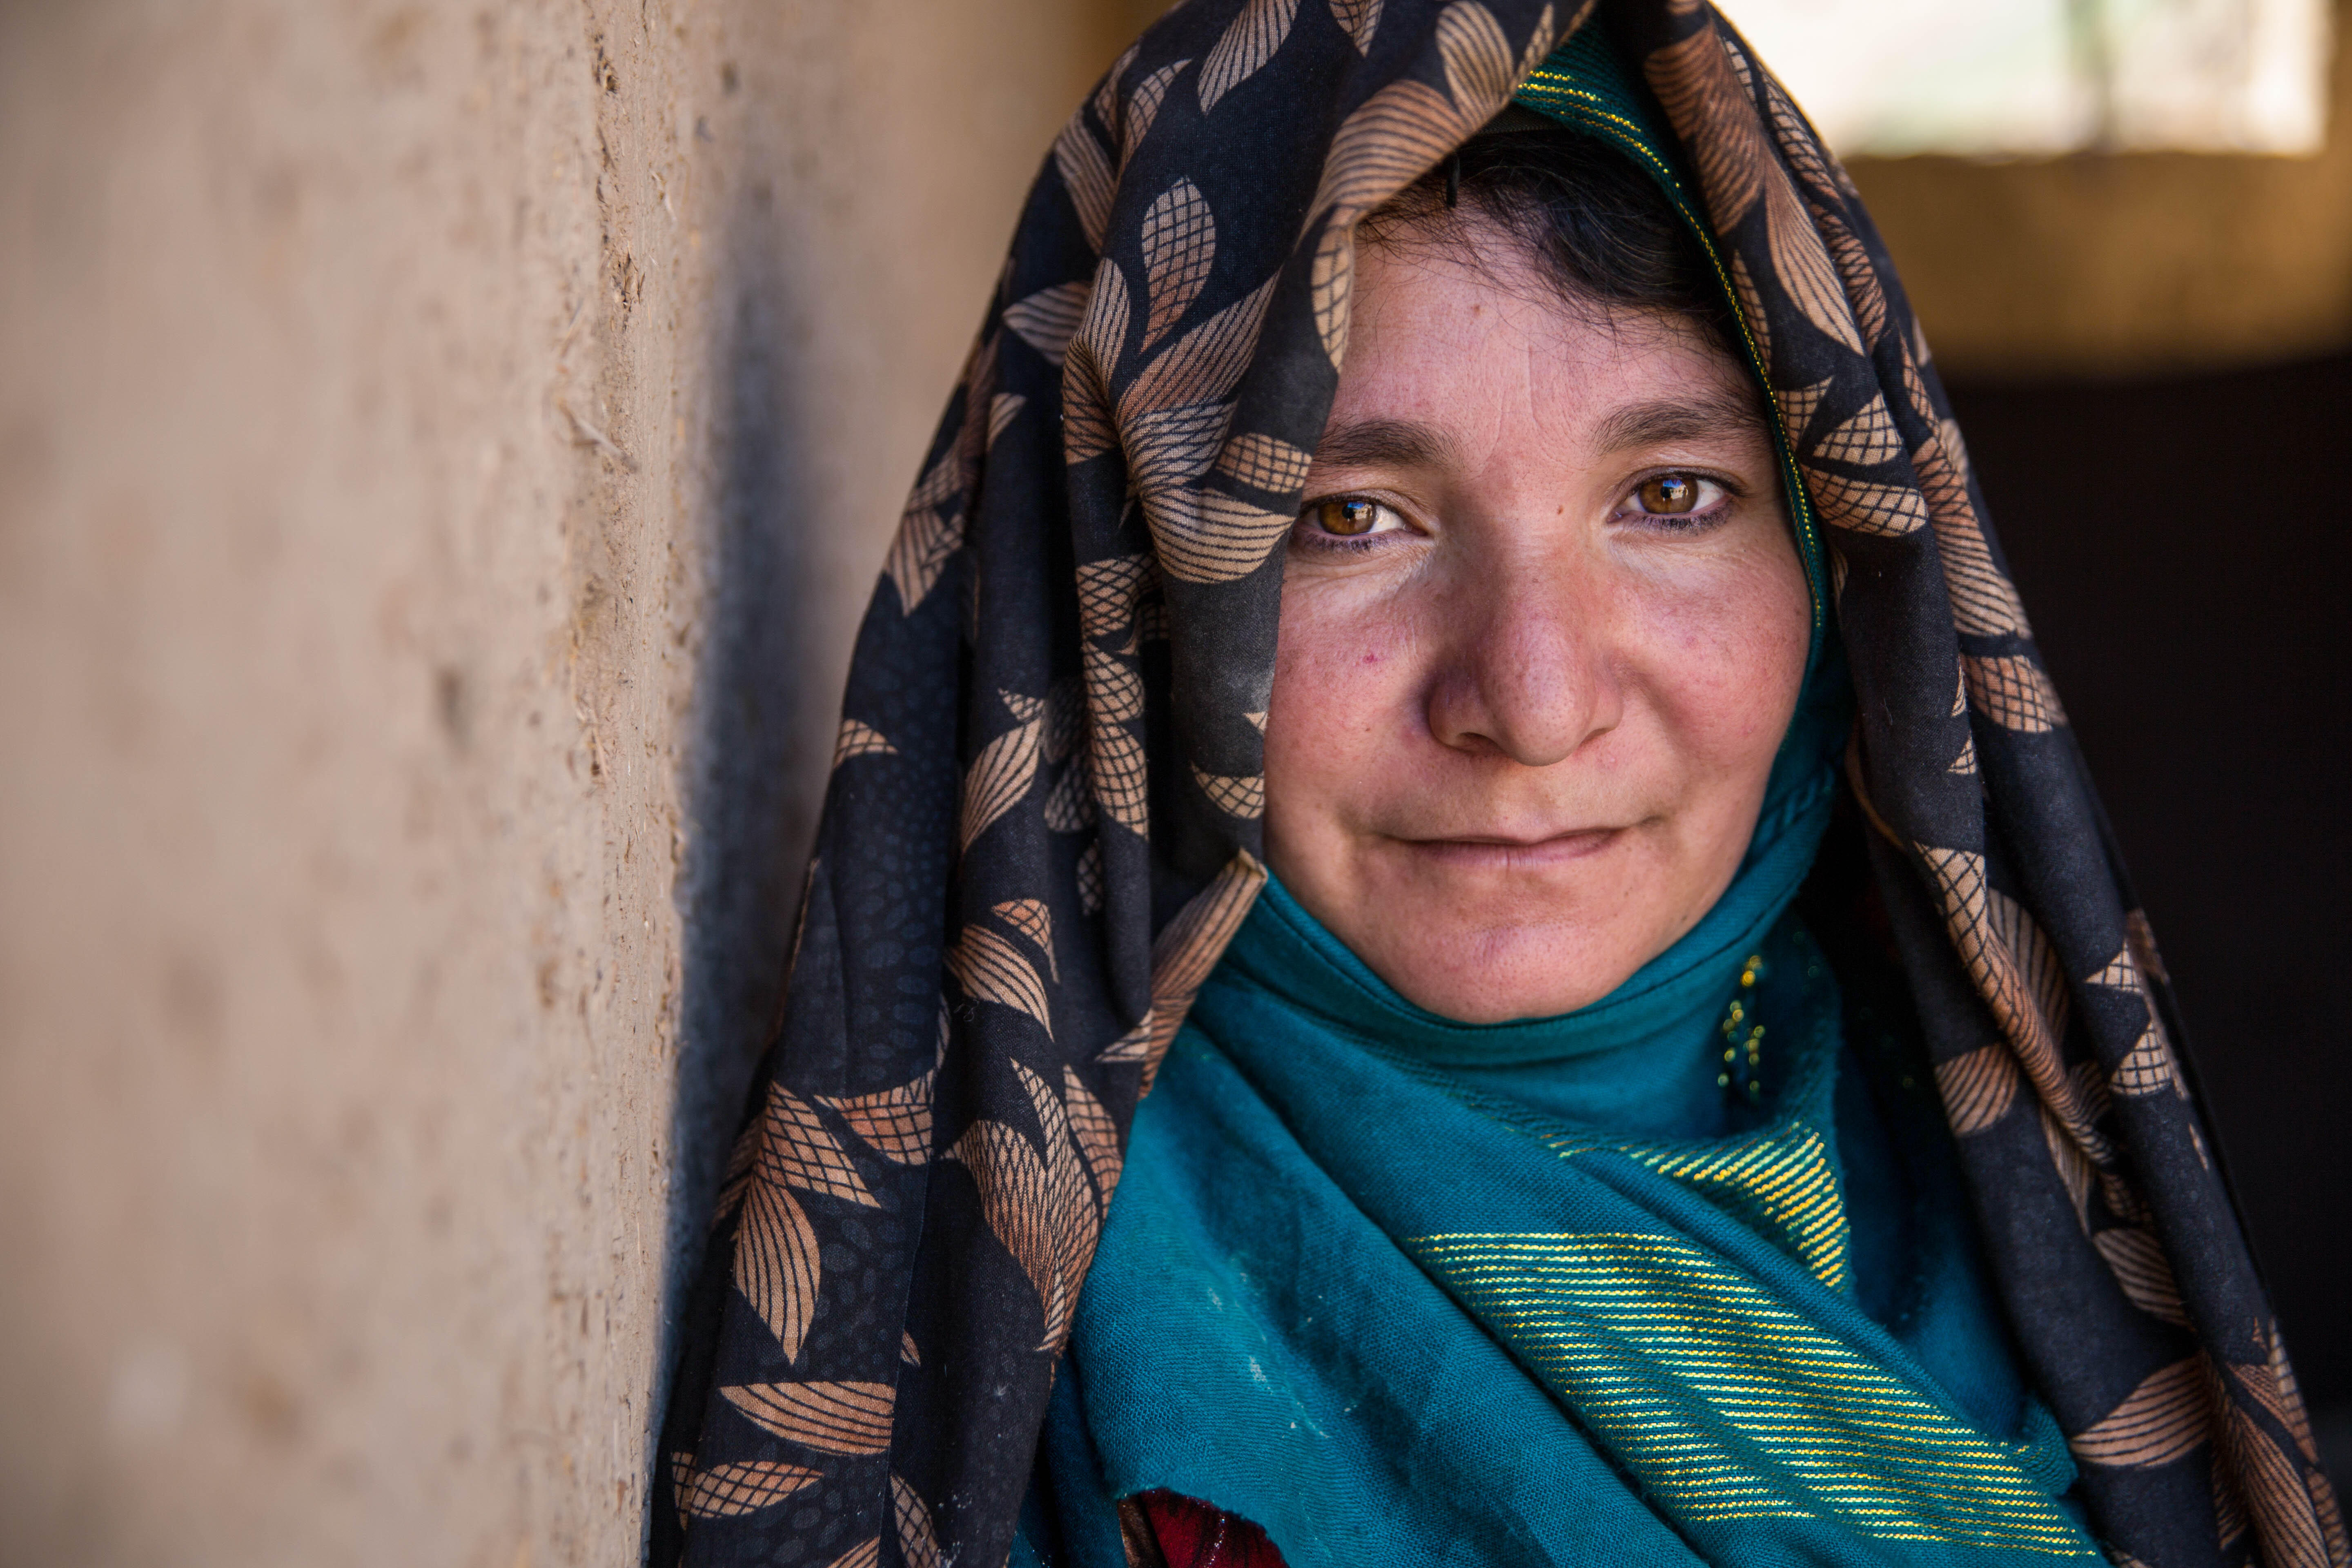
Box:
[655,6,2342,1568]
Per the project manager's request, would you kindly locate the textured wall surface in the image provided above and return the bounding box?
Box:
[0,1,1126,1561]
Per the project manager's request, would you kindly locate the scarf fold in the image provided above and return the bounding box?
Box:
[1016,886,2102,1566]
[654,5,2344,1566]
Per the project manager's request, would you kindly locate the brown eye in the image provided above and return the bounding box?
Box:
[1638,474,1701,514]
[1319,498,1380,536]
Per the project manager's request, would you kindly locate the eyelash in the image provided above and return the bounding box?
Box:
[1617,470,1742,532]
[1294,495,1414,552]
[1296,471,1744,548]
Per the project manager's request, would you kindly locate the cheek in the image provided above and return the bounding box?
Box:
[1265,585,1417,797]
[1641,560,1811,773]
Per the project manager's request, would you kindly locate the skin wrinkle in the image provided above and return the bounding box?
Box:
[1316,388,1764,496]
[1262,231,1809,1023]
[1312,419,1456,474]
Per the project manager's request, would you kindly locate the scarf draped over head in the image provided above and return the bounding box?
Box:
[654,4,2345,1566]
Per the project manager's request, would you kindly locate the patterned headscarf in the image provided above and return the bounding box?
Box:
[654,4,2346,1566]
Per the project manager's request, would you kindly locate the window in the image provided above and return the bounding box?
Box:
[1721,0,2331,156]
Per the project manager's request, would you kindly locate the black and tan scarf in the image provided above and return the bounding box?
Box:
[652,4,2345,1565]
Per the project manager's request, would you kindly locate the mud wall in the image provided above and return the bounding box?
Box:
[0,2,1131,1562]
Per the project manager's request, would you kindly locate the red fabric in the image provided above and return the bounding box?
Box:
[1137,1492,1288,1568]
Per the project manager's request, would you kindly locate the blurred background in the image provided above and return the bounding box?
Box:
[0,0,2342,1561]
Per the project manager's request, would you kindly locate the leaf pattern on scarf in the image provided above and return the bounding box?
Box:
[1778,113,1891,349]
[1987,888,2071,1047]
[894,1475,944,1568]
[832,717,897,767]
[1768,182,1867,354]
[2218,1447,2255,1550]
[1123,274,1278,418]
[1143,178,1219,348]
[1013,1061,1110,1343]
[1095,1011,1155,1064]
[1086,642,1148,726]
[1776,376,1833,445]
[884,490,962,615]
[2243,1338,2319,1459]
[948,1118,1057,1309]
[815,1060,939,1167]
[1728,249,1770,370]
[1141,850,1268,1075]
[1330,0,1384,51]
[2112,1022,2188,1100]
[1306,2,1546,365]
[1918,846,2107,1163]
[947,925,1054,1039]
[989,392,1026,447]
[1802,467,1929,537]
[721,1381,896,1457]
[993,898,1058,981]
[1064,259,1131,463]
[1063,1065,1124,1205]
[960,690,1045,851]
[1963,653,2067,734]
[947,1066,1112,1358]
[1933,1043,2020,1136]
[1199,0,1301,112]
[2092,1227,2191,1328]
[2227,1400,2335,1568]
[882,334,997,615]
[1149,489,1297,584]
[757,1083,881,1209]
[1123,61,1192,172]
[1004,281,1091,365]
[1311,77,1461,359]
[1644,22,1766,227]
[734,1160,821,1359]
[1054,107,1117,254]
[1216,430,1315,494]
[1075,838,1106,915]
[1812,396,1902,466]
[1127,401,1236,500]
[1095,41,1141,132]
[2126,909,2170,984]
[677,1458,822,1519]
[2041,1103,2096,1233]
[1075,561,1156,832]
[1915,429,2031,638]
[1075,553,1154,643]
[1191,764,1267,818]
[2071,1359,2212,1468]
[1043,766,1097,833]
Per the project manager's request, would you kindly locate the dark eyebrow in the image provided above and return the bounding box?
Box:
[1589,388,1770,456]
[1310,418,1456,473]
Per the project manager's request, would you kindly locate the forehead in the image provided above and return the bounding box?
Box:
[1332,238,1764,457]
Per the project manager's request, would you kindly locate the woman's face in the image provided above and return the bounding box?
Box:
[1263,229,1811,1023]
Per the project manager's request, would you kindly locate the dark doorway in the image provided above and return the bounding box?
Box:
[1945,352,2351,1466]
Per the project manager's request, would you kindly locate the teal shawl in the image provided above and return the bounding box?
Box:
[1013,25,2104,1568]
[1017,870,2100,1566]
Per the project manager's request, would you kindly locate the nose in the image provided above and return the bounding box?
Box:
[1423,542,1623,767]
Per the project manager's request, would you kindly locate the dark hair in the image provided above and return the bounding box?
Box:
[1358,114,1740,359]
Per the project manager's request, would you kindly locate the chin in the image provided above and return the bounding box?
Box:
[1377,916,1649,1024]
